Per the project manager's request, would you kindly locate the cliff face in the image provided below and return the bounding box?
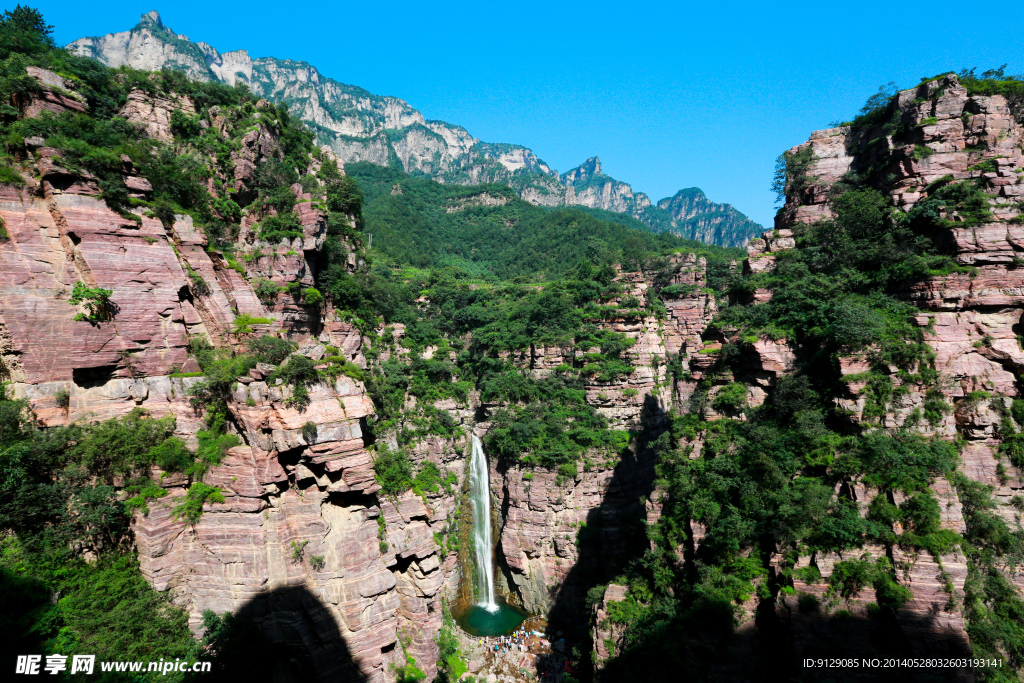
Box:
[493,256,717,620]
[67,12,762,246]
[0,75,453,682]
[686,72,1024,672]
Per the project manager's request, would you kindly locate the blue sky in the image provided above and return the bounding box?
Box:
[28,0,1024,227]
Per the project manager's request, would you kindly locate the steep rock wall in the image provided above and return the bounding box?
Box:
[0,89,453,683]
[678,73,1024,671]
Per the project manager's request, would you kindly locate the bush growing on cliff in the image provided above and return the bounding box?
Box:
[172,482,225,526]
[408,356,471,404]
[908,180,993,229]
[179,413,240,483]
[187,349,258,410]
[231,314,274,335]
[70,407,178,481]
[169,108,200,139]
[772,145,815,206]
[435,618,469,683]
[373,444,413,496]
[253,277,282,303]
[302,286,323,307]
[301,421,318,444]
[719,186,962,361]
[836,431,958,494]
[68,280,113,323]
[273,353,319,387]
[146,436,192,472]
[247,334,296,364]
[711,382,747,414]
[257,212,303,242]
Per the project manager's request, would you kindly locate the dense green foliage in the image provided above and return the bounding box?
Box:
[372,444,457,497]
[589,73,1024,682]
[486,373,629,473]
[345,162,741,281]
[0,386,202,678]
[352,258,716,478]
[67,280,113,323]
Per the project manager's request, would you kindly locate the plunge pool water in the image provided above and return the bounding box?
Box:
[455,598,528,637]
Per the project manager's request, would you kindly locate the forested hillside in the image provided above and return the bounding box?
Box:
[67,11,764,247]
[346,161,741,279]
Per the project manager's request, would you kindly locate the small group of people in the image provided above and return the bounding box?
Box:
[479,628,532,655]
[473,628,576,682]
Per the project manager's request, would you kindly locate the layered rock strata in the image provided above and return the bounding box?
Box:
[671,73,1024,673]
[0,98,451,683]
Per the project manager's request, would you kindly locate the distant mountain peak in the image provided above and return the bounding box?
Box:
[561,156,606,185]
[67,18,762,246]
[658,187,708,208]
[139,10,165,29]
[580,156,602,176]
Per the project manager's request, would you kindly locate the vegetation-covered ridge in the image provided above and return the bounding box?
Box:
[67,10,763,247]
[590,67,1024,682]
[346,161,742,280]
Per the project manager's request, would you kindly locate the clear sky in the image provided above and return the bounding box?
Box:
[27,0,1024,227]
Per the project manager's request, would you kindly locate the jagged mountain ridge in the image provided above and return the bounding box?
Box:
[67,10,762,247]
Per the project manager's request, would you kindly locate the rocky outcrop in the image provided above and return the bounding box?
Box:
[119,88,196,140]
[561,156,654,215]
[702,72,1024,668]
[591,584,628,669]
[774,126,855,229]
[16,66,88,118]
[68,12,762,246]
[0,117,446,683]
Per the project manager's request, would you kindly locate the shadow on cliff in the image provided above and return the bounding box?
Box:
[595,603,973,683]
[205,584,368,683]
[529,391,975,683]
[539,393,665,678]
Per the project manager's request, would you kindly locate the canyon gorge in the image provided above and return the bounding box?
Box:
[3,7,1024,683]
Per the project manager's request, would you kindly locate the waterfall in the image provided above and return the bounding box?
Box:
[469,434,498,612]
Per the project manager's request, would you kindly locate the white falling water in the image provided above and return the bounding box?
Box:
[469,434,498,612]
